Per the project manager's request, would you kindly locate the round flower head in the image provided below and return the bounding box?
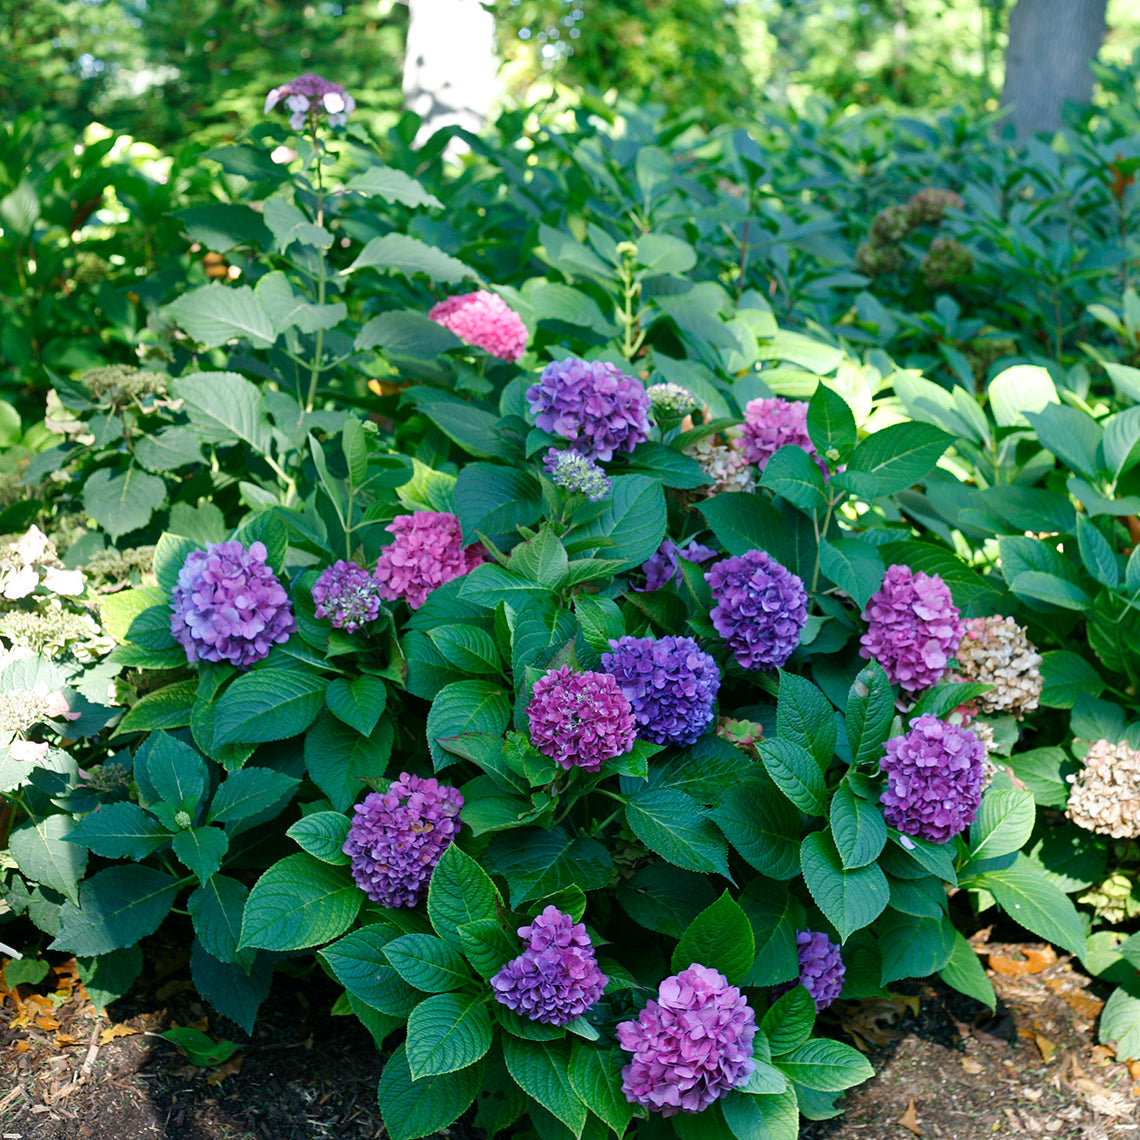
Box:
[860,564,963,692]
[342,773,463,907]
[527,666,636,773]
[372,511,487,611]
[738,397,828,476]
[953,615,1043,720]
[170,541,296,669]
[490,906,608,1026]
[526,358,651,462]
[618,963,757,1116]
[601,635,720,747]
[428,291,528,362]
[879,714,985,844]
[706,549,808,670]
[264,72,356,130]
[311,560,383,633]
[638,538,718,592]
[647,382,699,419]
[772,931,845,1012]
[543,448,612,502]
[1066,739,1140,839]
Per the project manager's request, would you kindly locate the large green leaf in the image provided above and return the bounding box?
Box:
[83,467,166,541]
[427,844,501,947]
[65,802,171,861]
[187,875,249,965]
[839,422,953,498]
[426,680,511,768]
[52,866,181,956]
[172,371,274,453]
[378,1044,484,1140]
[320,925,421,1016]
[165,284,276,349]
[671,891,755,984]
[625,787,731,877]
[569,474,667,569]
[405,992,493,1079]
[800,830,889,941]
[482,828,613,907]
[239,853,359,951]
[384,933,472,993]
[502,1036,587,1136]
[10,815,87,905]
[214,669,327,746]
[347,234,472,284]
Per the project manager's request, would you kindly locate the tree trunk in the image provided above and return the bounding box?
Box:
[1000,0,1108,138]
[402,0,497,147]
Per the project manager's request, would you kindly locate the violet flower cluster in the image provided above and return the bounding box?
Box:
[526,358,651,461]
[618,963,757,1116]
[738,397,828,476]
[428,291,528,362]
[706,549,808,670]
[490,906,608,1026]
[527,666,636,772]
[372,511,486,611]
[311,560,383,633]
[169,540,296,669]
[638,538,717,592]
[860,564,963,692]
[342,773,463,908]
[542,448,612,502]
[264,72,356,130]
[879,714,986,844]
[773,931,846,1012]
[601,635,720,747]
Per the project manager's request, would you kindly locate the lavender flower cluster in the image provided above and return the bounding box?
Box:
[773,931,846,1011]
[542,448,612,502]
[428,291,528,362]
[264,72,356,130]
[738,397,828,476]
[490,906,608,1026]
[373,511,486,611]
[527,666,636,772]
[311,560,383,632]
[638,538,717,592]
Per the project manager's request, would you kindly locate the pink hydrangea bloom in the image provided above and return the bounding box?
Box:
[738,397,828,476]
[527,666,636,772]
[428,291,528,362]
[372,511,487,611]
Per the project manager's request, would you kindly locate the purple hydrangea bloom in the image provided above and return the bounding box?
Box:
[264,72,356,130]
[773,931,846,1012]
[542,448,612,502]
[342,773,464,907]
[860,564,963,692]
[490,906,608,1026]
[638,539,718,592]
[527,666,636,773]
[526,358,651,462]
[169,540,296,669]
[311,560,383,633]
[618,963,757,1116]
[373,511,487,612]
[601,635,720,747]
[738,397,828,476]
[879,714,986,844]
[706,549,808,670]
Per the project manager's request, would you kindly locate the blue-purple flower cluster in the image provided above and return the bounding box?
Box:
[638,538,717,592]
[773,931,846,1011]
[311,560,383,633]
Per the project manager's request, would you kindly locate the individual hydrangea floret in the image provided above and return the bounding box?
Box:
[1066,739,1140,839]
[311,560,384,633]
[647,382,699,419]
[527,666,636,773]
[601,635,720,747]
[772,931,846,1011]
[737,397,827,476]
[952,615,1043,720]
[372,512,487,611]
[618,963,757,1116]
[264,72,356,130]
[428,291,528,362]
[542,448,612,502]
[879,714,986,844]
[706,549,808,670]
[490,906,608,1026]
[684,434,756,497]
[860,565,963,692]
[169,541,296,669]
[526,358,651,462]
[342,772,464,907]
[638,538,718,592]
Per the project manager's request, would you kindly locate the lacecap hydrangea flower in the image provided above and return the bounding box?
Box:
[601,635,720,747]
[170,541,296,669]
[638,538,717,592]
[490,906,608,1026]
[879,714,986,844]
[526,358,651,462]
[342,773,463,907]
[618,963,757,1116]
[264,72,356,130]
[860,564,963,692]
[542,448,611,502]
[372,511,487,611]
[738,397,828,476]
[772,931,846,1012]
[311,560,383,633]
[706,549,808,670]
[428,291,528,362]
[527,666,636,773]
[647,382,699,419]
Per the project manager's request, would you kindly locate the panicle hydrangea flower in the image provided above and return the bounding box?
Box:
[618,963,757,1117]
[601,635,720,747]
[647,382,699,419]
[526,358,651,461]
[169,541,296,669]
[542,448,612,502]
[772,931,846,1011]
[311,560,383,633]
[1066,739,1140,839]
[372,511,487,611]
[952,615,1043,720]
[342,772,463,907]
[527,666,636,772]
[879,714,986,844]
[738,397,828,476]
[264,72,356,130]
[428,291,528,362]
[706,549,808,670]
[860,564,963,692]
[638,538,718,592]
[490,906,608,1026]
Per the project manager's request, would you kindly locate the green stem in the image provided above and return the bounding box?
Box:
[304,118,328,413]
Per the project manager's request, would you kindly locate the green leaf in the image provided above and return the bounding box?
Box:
[845,660,895,768]
[615,863,717,937]
[52,866,180,956]
[134,426,205,472]
[457,920,516,978]
[740,881,801,986]
[722,1088,800,1140]
[1077,515,1120,590]
[187,875,249,965]
[347,234,472,284]
[807,384,857,463]
[829,782,887,869]
[173,371,274,453]
[344,165,442,208]
[76,946,143,1014]
[286,811,351,865]
[878,911,955,984]
[671,891,755,984]
[759,739,826,815]
[208,768,299,825]
[503,1036,587,1136]
[427,844,502,947]
[65,802,171,861]
[405,992,493,1079]
[256,271,346,334]
[699,492,793,565]
[356,310,463,356]
[761,987,816,1055]
[840,422,953,498]
[1009,570,1089,610]
[760,446,827,513]
[508,527,571,590]
[305,711,393,813]
[1005,746,1077,808]
[711,782,801,880]
[239,853,359,951]
[320,925,421,1016]
[426,626,503,675]
[172,826,229,886]
[174,203,273,251]
[988,365,1058,427]
[426,680,511,768]
[818,538,885,612]
[10,815,87,905]
[214,669,327,746]
[938,930,995,1010]
[967,788,1036,863]
[800,830,889,941]
[777,1038,874,1092]
[1099,984,1140,1062]
[1104,406,1140,480]
[406,390,508,460]
[160,1027,242,1067]
[776,672,837,768]
[165,284,276,349]
[625,787,731,877]
[568,1044,634,1137]
[384,933,473,993]
[83,467,166,541]
[326,675,388,736]
[260,198,332,251]
[378,1044,484,1140]
[482,828,613,907]
[568,474,667,569]
[1039,651,1104,709]
[139,731,208,810]
[454,462,543,538]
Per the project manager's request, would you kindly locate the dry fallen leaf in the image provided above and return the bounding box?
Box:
[1128,1060,1140,1081]
[897,1098,923,1136]
[961,1058,984,1075]
[1069,1076,1135,1119]
[1035,1034,1057,1063]
[99,1024,138,1046]
[206,1054,244,1086]
[988,945,1057,976]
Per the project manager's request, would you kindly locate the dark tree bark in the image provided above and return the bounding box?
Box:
[1001,0,1108,138]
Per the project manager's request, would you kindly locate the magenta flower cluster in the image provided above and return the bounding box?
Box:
[490,906,608,1026]
[638,538,717,592]
[311,560,383,633]
[860,564,963,692]
[372,511,486,611]
[773,931,846,1012]
[879,714,986,844]
[601,635,720,747]
[428,291,528,362]
[527,666,636,773]
[542,448,612,502]
[706,549,808,670]
[738,397,827,475]
[618,963,757,1116]
[342,772,463,908]
[526,358,651,462]
[264,72,356,130]
[169,540,296,669]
